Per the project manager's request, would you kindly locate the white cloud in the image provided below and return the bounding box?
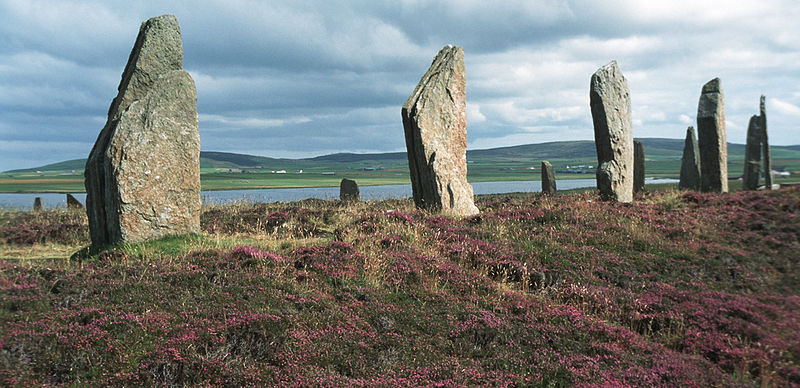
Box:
[771,98,800,117]
[466,103,486,123]
[199,114,311,129]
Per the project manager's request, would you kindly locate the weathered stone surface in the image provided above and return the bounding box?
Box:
[760,96,773,189]
[590,60,633,202]
[66,194,84,209]
[541,161,556,195]
[339,178,360,201]
[743,115,762,191]
[33,197,43,211]
[401,45,479,216]
[697,78,727,193]
[84,14,200,246]
[633,140,645,193]
[679,126,701,190]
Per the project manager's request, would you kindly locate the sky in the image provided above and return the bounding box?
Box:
[1,0,799,171]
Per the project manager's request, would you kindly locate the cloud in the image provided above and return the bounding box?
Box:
[771,98,800,117]
[466,103,486,123]
[199,114,311,130]
[2,0,800,171]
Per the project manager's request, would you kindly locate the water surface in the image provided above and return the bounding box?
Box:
[0,178,678,210]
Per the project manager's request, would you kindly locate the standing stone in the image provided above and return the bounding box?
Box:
[66,194,84,209]
[696,78,728,193]
[679,126,701,190]
[401,45,479,216]
[633,140,645,193]
[743,115,762,191]
[590,60,633,202]
[84,14,200,246]
[339,178,360,201]
[541,161,557,195]
[33,197,43,211]
[760,96,773,189]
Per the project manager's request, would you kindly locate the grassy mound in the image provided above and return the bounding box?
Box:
[1,187,799,386]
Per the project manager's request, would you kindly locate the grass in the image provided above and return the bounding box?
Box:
[0,186,799,386]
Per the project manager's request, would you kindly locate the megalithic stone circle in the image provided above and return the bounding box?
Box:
[633,140,645,193]
[760,96,773,189]
[696,78,727,193]
[743,115,762,190]
[84,14,200,246]
[541,161,556,195]
[590,60,633,202]
[339,178,360,201]
[679,126,701,190]
[401,45,479,216]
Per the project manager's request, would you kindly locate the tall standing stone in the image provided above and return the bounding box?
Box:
[696,78,727,193]
[590,60,633,202]
[33,197,43,211]
[402,45,479,216]
[339,178,360,201]
[541,161,556,195]
[743,115,762,190]
[633,140,645,193]
[679,126,701,190]
[760,96,773,189]
[84,14,200,246]
[66,194,84,210]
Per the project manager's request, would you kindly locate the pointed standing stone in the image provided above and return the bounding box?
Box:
[339,178,360,201]
[679,126,701,190]
[33,197,43,211]
[402,45,479,216]
[697,78,728,193]
[760,96,773,189]
[743,115,762,190]
[590,60,633,202]
[541,161,556,195]
[633,140,645,193]
[66,194,84,209]
[84,15,200,246]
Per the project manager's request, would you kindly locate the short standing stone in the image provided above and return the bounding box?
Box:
[760,96,773,189]
[402,45,479,216]
[84,14,200,246]
[33,197,43,211]
[696,78,727,193]
[633,140,645,193]
[340,178,360,201]
[679,126,701,190]
[66,194,84,209]
[590,60,633,202]
[541,161,556,195]
[743,115,762,191]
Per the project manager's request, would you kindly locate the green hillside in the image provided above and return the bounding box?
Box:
[7,138,800,173]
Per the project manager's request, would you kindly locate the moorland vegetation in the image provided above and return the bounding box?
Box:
[1,186,799,386]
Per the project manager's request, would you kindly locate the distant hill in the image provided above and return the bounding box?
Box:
[308,152,407,163]
[199,151,288,169]
[467,141,597,160]
[6,138,800,173]
[5,158,87,173]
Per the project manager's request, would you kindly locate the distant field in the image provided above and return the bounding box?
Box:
[3,138,799,193]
